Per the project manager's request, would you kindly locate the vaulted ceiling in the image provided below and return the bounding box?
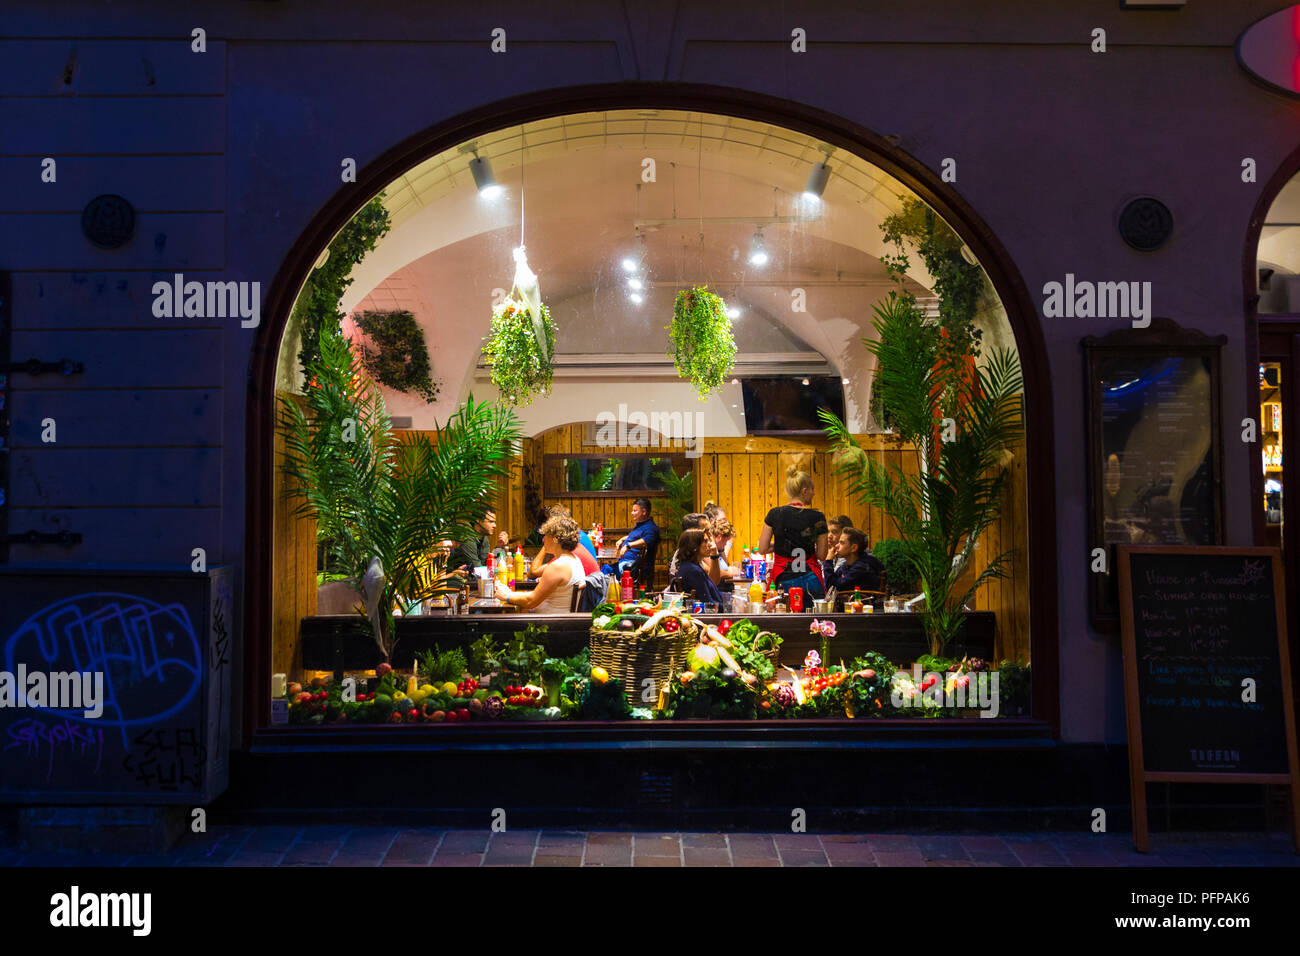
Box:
[296,109,1009,433]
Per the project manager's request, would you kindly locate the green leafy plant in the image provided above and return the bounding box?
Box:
[657,467,695,541]
[662,669,756,719]
[871,538,919,593]
[294,196,391,381]
[483,296,556,406]
[416,646,468,684]
[667,286,737,399]
[468,635,503,675]
[280,322,522,659]
[996,660,1031,716]
[351,309,440,403]
[821,208,1024,654]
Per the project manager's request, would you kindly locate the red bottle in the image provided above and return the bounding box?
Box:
[621,569,634,602]
[789,586,804,613]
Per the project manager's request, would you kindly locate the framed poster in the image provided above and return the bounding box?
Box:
[1082,318,1226,627]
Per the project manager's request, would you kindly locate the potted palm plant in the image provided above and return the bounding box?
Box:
[280,322,521,660]
[820,288,1023,655]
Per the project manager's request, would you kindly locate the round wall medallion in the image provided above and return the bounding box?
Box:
[81,194,136,249]
[1118,197,1173,251]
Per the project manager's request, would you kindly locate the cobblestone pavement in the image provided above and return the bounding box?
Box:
[1,828,1296,866]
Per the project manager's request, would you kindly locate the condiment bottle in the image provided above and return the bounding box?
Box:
[621,569,634,602]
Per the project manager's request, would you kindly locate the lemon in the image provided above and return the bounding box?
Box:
[590,666,609,684]
[441,681,458,696]
[420,684,435,695]
[394,691,406,701]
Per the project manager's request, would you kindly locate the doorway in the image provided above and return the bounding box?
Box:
[1258,321,1300,689]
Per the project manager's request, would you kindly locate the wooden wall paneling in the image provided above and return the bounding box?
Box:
[749,451,767,552]
[731,451,750,551]
[272,391,316,681]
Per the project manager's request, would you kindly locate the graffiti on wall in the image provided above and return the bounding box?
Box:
[4,592,202,748]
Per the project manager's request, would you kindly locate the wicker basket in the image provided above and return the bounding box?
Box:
[589,621,696,706]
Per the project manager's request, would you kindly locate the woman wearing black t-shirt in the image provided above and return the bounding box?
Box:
[757,465,829,598]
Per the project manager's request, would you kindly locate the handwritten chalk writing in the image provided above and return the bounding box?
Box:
[0,667,104,718]
[121,727,205,791]
[4,592,202,732]
[5,716,106,782]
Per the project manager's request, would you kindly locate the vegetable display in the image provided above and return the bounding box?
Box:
[282,610,1030,723]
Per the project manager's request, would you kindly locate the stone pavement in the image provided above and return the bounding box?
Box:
[1,827,1296,866]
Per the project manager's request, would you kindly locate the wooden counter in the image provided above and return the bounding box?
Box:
[299,611,996,677]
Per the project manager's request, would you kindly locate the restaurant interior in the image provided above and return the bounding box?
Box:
[267,109,1033,725]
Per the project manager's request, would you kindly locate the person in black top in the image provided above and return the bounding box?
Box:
[824,527,885,594]
[757,466,829,597]
[668,528,724,606]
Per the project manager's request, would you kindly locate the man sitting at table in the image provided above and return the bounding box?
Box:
[823,527,885,595]
[602,497,659,579]
[452,507,509,573]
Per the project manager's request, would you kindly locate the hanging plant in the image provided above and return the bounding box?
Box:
[483,294,556,406]
[351,309,440,403]
[667,286,737,399]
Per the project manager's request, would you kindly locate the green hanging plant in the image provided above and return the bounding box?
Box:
[667,286,737,399]
[483,294,556,406]
[294,195,391,381]
[351,309,440,403]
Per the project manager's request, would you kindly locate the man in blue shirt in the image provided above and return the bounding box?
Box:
[603,497,659,579]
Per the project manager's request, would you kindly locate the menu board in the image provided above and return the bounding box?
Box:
[1117,545,1299,851]
[1083,320,1226,627]
[1097,356,1216,549]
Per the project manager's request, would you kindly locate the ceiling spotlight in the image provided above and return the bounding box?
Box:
[841,377,849,385]
[726,304,741,319]
[621,257,638,272]
[628,277,644,291]
[802,161,831,202]
[801,378,810,386]
[748,227,769,267]
[629,292,644,305]
[730,378,740,385]
[469,156,502,199]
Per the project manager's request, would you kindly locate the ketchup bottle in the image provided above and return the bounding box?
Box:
[621,569,634,602]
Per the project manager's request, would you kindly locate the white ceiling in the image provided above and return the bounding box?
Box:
[292,109,1009,432]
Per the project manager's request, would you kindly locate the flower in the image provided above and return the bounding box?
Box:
[809,618,837,638]
[804,649,821,670]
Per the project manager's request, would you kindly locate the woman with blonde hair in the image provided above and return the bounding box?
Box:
[756,465,829,598]
[498,514,586,613]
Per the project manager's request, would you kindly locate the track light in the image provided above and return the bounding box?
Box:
[801,378,810,386]
[802,161,831,202]
[726,304,741,319]
[469,156,502,199]
[628,277,644,291]
[748,227,768,267]
[628,292,644,305]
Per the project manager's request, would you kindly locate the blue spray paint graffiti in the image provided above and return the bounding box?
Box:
[4,592,202,747]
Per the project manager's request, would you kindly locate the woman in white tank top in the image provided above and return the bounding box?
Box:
[497,514,586,614]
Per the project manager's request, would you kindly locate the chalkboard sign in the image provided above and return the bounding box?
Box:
[0,565,232,804]
[1118,546,1299,851]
